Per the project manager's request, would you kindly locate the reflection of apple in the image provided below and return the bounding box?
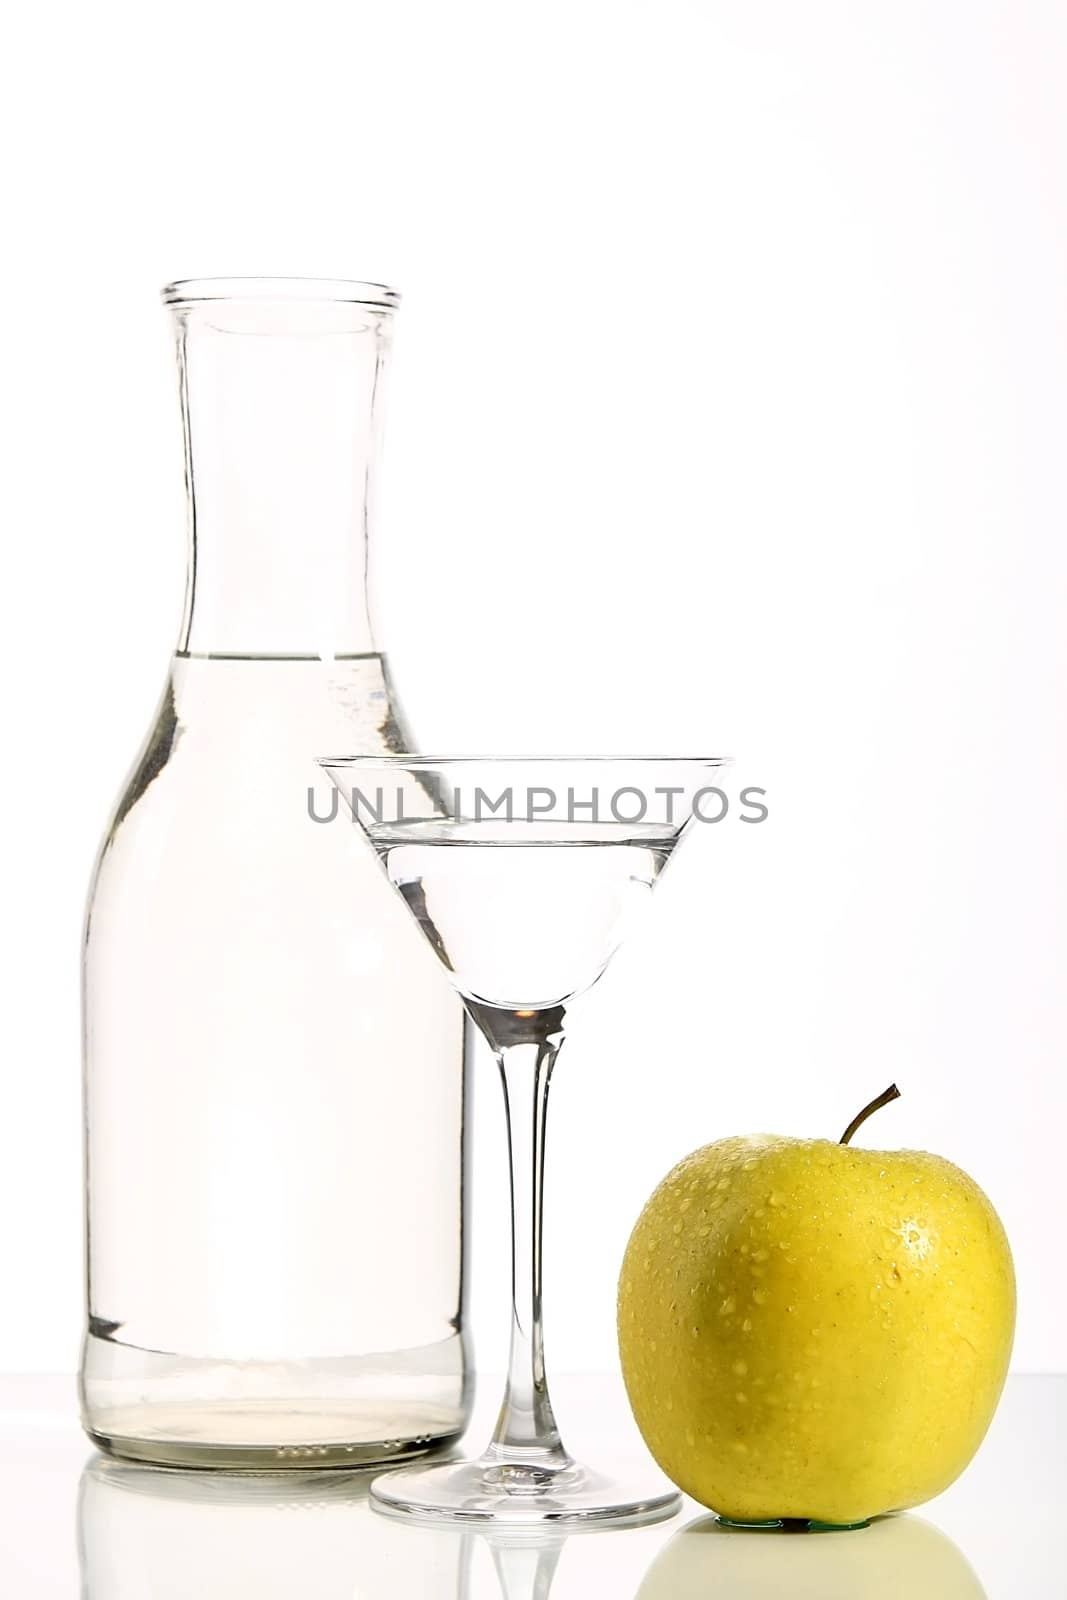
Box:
[618,1088,1015,1525]
[635,1513,987,1600]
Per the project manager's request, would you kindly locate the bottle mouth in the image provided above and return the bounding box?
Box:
[161,277,400,310]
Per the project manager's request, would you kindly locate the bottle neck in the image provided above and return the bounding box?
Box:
[171,299,392,659]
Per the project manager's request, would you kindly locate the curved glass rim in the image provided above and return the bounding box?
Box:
[318,754,731,767]
[161,276,400,309]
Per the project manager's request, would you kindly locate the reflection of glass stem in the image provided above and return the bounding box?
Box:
[492,1539,564,1600]
[460,1530,566,1600]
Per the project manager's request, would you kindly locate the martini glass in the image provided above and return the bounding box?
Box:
[318,757,727,1526]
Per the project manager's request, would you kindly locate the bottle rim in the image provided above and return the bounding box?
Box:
[161,277,400,309]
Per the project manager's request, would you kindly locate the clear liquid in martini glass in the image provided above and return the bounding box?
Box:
[371,818,677,1012]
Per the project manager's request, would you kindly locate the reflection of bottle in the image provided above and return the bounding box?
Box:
[77,1457,467,1599]
[635,1512,988,1600]
[81,279,470,1467]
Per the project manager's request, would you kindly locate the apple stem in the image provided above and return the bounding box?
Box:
[839,1083,901,1146]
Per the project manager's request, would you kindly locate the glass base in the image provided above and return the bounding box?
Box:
[369,1455,681,1527]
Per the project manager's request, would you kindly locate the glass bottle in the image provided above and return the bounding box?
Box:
[81,277,471,1468]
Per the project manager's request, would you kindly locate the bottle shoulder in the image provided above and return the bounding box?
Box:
[88,654,413,887]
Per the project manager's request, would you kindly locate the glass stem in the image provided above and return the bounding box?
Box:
[483,1016,571,1473]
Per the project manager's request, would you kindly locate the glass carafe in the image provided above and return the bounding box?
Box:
[81,278,471,1468]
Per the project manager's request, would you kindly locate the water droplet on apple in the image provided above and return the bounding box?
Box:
[732,1358,748,1376]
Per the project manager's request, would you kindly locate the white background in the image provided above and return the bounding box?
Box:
[1,1,1065,1378]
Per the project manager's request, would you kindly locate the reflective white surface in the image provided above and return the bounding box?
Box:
[0,1373,1061,1597]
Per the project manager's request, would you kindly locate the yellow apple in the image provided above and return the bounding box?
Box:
[618,1089,1016,1525]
